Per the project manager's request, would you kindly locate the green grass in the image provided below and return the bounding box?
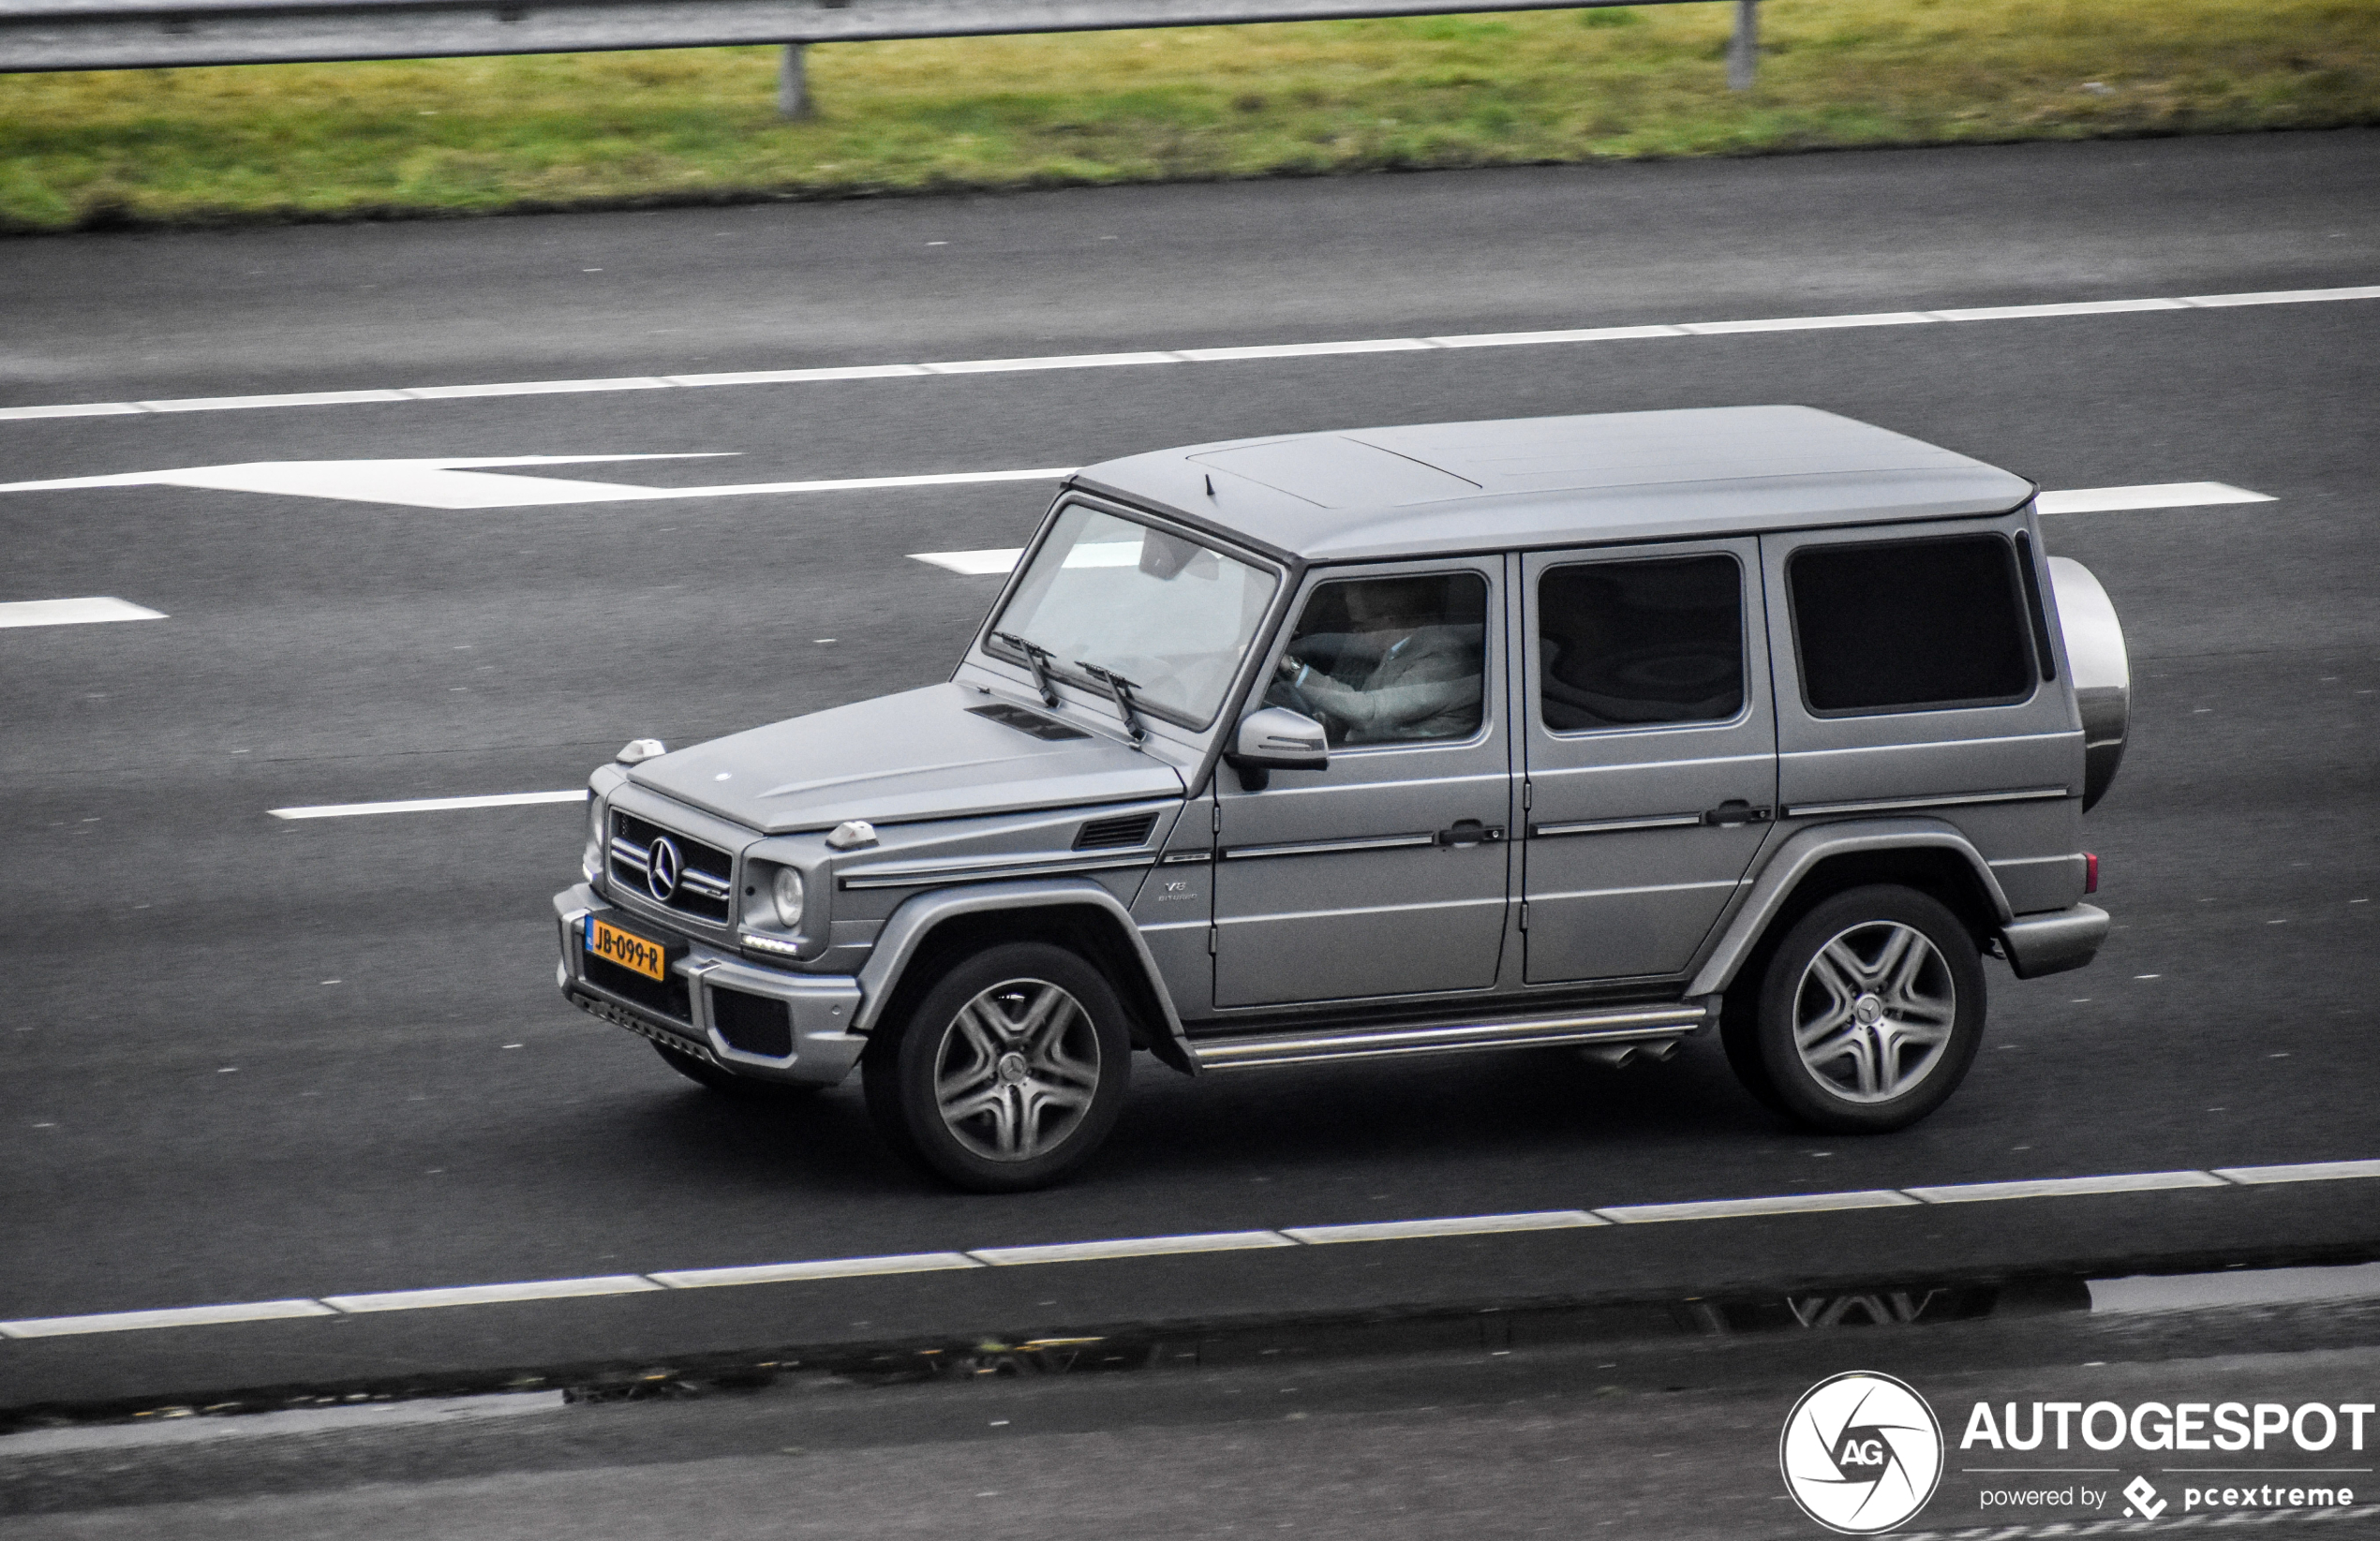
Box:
[2,0,2375,230]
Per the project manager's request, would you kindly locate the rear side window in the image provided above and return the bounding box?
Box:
[1789,535,2034,714]
[1538,556,1744,732]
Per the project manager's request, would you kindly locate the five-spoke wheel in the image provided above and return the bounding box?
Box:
[865,941,1131,1192]
[1724,884,1985,1133]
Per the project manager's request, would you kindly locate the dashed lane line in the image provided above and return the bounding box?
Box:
[0,597,165,628]
[1599,1190,1920,1223]
[971,1231,1299,1266]
[4,1159,2373,1341]
[1282,1211,1605,1244]
[1,286,2372,423]
[1902,1171,2230,1204]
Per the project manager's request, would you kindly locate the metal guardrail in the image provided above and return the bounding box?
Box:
[0,0,1763,113]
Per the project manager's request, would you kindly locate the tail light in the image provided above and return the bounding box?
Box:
[2084,852,2100,895]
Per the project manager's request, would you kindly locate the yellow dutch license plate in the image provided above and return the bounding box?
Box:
[587,916,669,983]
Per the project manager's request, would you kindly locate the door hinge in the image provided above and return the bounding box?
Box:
[1522,778,1533,811]
[1207,926,1219,956]
[1518,901,1530,932]
[1211,803,1222,833]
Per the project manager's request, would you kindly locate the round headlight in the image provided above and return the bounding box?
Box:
[769,866,806,930]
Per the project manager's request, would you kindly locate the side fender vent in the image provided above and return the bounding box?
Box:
[1074,811,1158,851]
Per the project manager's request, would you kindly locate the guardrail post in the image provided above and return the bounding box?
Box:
[778,42,811,119]
[1726,0,1758,89]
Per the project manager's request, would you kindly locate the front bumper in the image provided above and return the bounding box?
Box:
[1998,902,2110,980]
[553,883,867,1087]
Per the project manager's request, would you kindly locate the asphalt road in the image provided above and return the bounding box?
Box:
[2,129,2376,1412]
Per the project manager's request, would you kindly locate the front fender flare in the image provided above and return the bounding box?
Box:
[1684,818,2016,999]
[853,878,1194,1072]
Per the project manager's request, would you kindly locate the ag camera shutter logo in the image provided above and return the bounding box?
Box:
[1780,1371,1945,1534]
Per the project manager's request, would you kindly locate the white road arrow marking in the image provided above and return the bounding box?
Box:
[0,596,166,628]
[0,454,1074,511]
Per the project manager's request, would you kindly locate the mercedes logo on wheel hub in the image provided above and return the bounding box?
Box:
[646,836,682,903]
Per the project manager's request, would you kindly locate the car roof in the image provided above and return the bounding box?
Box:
[1066,406,2036,565]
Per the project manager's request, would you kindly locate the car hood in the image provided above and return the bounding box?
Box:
[626,684,1185,835]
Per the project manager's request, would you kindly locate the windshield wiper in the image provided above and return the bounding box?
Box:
[990,630,1062,708]
[1075,661,1148,746]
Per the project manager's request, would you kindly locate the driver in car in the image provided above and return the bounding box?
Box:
[1270,576,1483,744]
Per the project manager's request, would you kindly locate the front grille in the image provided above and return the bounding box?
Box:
[710,987,793,1058]
[608,810,734,923]
[1075,811,1159,851]
[584,952,692,1023]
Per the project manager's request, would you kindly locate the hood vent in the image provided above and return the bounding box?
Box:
[1074,811,1158,851]
[969,702,1090,742]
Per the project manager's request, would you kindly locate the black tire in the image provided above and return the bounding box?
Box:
[1727,884,1986,1134]
[863,941,1131,1193]
[651,1040,818,1103]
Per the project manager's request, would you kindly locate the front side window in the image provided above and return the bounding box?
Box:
[1267,571,1487,748]
[1789,534,2034,715]
[990,505,1279,727]
[1538,555,1745,733]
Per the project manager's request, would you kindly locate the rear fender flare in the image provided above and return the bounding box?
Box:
[854,878,1195,1073]
[1685,818,2015,999]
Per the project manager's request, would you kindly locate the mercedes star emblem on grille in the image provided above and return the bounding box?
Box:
[646,836,682,902]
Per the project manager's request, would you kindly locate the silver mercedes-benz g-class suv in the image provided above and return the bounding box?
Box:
[556,407,2128,1192]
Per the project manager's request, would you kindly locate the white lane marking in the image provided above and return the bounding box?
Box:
[7,1162,2373,1337]
[320,1275,664,1312]
[0,1299,336,1339]
[969,1231,1297,1265]
[922,350,1182,375]
[0,597,166,628]
[1596,1190,1920,1223]
[2037,482,2275,513]
[269,790,586,820]
[2213,1158,2380,1184]
[0,1392,563,1457]
[649,1252,983,1288]
[1283,1211,1605,1244]
[1678,310,1939,334]
[2090,1260,2380,1313]
[3,284,2372,422]
[0,455,1071,512]
[1902,1170,2229,1203]
[908,540,1144,576]
[1933,298,2191,321]
[910,547,1025,575]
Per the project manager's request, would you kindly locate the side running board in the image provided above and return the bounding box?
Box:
[1190,1001,1713,1072]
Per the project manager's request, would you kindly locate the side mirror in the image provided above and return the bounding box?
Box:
[1225,706,1328,792]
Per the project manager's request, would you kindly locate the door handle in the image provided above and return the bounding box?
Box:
[1703,799,1774,828]
[1436,819,1506,848]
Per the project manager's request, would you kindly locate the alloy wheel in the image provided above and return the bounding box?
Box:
[932,978,1103,1162]
[1791,920,1957,1104]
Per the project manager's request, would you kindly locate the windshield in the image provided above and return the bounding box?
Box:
[989,506,1280,728]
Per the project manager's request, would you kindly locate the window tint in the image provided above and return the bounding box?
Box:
[1267,571,1486,748]
[1789,535,2034,714]
[1537,556,1744,733]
